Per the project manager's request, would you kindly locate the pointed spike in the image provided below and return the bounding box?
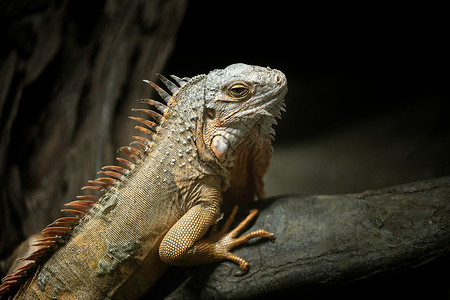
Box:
[129,116,159,131]
[41,226,71,236]
[132,135,151,146]
[116,157,134,169]
[130,140,147,151]
[64,200,95,211]
[102,165,128,175]
[1,280,14,287]
[1,278,18,285]
[96,177,119,186]
[22,247,50,260]
[31,240,56,247]
[258,109,273,117]
[20,248,49,261]
[3,275,21,283]
[137,98,168,114]
[156,73,179,94]
[60,207,86,215]
[118,146,141,162]
[9,274,24,281]
[170,75,189,86]
[88,180,111,188]
[14,261,35,272]
[46,220,73,230]
[76,194,100,201]
[2,275,20,282]
[144,80,171,103]
[123,146,143,157]
[2,275,12,281]
[33,236,59,244]
[0,287,13,297]
[67,200,95,207]
[131,109,163,123]
[61,208,86,217]
[275,110,282,118]
[0,285,10,294]
[4,262,34,282]
[98,170,124,180]
[135,126,156,138]
[81,185,103,192]
[54,216,78,224]
[47,222,74,231]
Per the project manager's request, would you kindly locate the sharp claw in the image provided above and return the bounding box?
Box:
[234,260,249,276]
[234,268,249,276]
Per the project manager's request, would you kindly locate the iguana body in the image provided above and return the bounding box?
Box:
[0,63,287,299]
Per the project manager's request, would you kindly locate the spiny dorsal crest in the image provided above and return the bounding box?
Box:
[0,73,185,298]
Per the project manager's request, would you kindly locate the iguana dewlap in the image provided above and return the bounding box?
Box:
[0,63,287,299]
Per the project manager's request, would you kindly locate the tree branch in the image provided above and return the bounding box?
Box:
[150,177,450,299]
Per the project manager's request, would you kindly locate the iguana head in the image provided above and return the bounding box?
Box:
[201,63,287,202]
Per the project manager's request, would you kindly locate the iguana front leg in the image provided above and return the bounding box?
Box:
[159,195,274,272]
[194,205,275,273]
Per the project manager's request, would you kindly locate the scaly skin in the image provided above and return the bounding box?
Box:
[1,64,287,299]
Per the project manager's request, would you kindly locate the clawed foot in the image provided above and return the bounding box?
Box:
[200,205,275,274]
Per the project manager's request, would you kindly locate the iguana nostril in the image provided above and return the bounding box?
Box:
[275,74,282,85]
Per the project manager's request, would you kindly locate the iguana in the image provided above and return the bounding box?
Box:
[0,63,287,299]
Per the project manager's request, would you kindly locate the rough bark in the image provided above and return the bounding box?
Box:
[0,0,187,258]
[151,177,450,299]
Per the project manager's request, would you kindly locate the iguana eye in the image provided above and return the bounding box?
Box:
[229,84,248,97]
[225,82,252,100]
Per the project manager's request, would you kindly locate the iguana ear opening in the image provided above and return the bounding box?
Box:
[223,136,272,205]
[211,135,229,161]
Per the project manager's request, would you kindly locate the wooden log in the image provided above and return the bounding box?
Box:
[151,177,450,299]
